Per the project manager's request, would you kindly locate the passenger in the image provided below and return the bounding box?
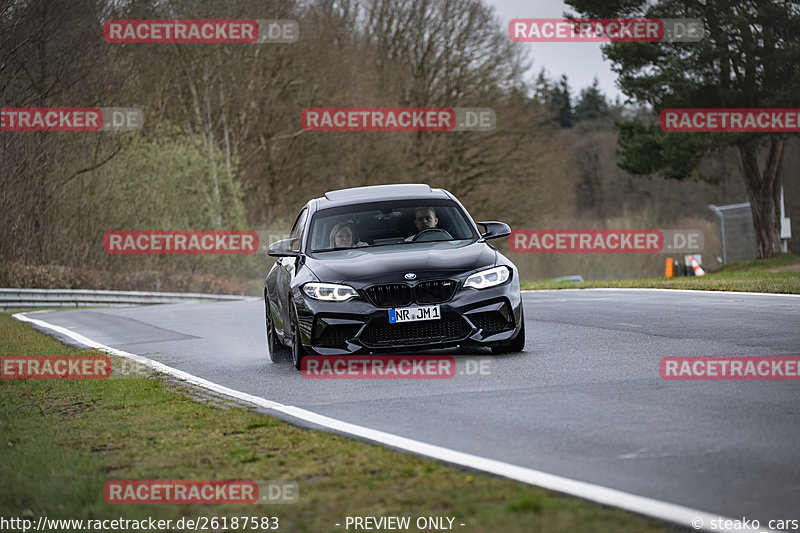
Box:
[330,223,367,248]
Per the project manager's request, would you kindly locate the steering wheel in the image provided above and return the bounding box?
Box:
[412,228,453,242]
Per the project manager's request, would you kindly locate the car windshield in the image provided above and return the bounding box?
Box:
[308,199,478,252]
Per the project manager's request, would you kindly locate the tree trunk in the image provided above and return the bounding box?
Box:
[738,138,785,258]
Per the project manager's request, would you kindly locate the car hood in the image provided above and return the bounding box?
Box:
[304,241,497,285]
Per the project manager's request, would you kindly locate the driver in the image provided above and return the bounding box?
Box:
[405,207,439,241]
[414,207,438,231]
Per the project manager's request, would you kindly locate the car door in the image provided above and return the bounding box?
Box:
[274,207,308,335]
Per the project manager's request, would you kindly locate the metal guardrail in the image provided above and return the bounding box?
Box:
[552,275,585,282]
[1,288,255,311]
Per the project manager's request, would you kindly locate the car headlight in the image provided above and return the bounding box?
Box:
[464,266,511,289]
[302,283,359,301]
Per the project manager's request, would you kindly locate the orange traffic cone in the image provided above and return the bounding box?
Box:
[689,256,705,276]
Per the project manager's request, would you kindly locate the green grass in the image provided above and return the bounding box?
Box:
[0,313,672,533]
[715,253,800,273]
[522,254,800,294]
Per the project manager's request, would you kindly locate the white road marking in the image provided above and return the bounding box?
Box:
[12,311,775,532]
[523,288,800,298]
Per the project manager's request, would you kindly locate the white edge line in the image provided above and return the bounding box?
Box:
[10,311,777,533]
[523,287,800,298]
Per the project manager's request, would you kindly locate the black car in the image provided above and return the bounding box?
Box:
[264,184,525,369]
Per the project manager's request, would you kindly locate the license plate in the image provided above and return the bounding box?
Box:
[388,305,441,323]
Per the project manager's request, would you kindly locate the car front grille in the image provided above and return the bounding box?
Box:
[361,314,469,347]
[363,283,412,307]
[364,280,457,307]
[414,280,458,304]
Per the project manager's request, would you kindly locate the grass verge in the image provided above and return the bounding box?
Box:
[522,254,800,293]
[0,313,671,533]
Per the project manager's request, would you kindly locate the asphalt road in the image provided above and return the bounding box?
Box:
[22,289,800,527]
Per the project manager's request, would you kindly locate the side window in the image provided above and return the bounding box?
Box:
[289,208,309,251]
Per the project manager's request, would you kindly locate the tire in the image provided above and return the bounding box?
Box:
[490,310,526,355]
[290,308,307,370]
[265,298,285,362]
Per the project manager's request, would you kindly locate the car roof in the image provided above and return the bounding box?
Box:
[314,184,452,209]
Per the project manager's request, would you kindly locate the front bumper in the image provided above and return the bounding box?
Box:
[293,281,523,355]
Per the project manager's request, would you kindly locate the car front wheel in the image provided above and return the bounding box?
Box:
[490,309,526,354]
[290,308,307,370]
[265,298,285,362]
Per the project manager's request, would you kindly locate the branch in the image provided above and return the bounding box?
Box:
[62,142,125,187]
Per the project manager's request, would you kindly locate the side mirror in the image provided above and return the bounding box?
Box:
[268,238,300,257]
[477,221,511,240]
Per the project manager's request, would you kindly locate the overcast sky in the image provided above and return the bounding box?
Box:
[488,0,625,102]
